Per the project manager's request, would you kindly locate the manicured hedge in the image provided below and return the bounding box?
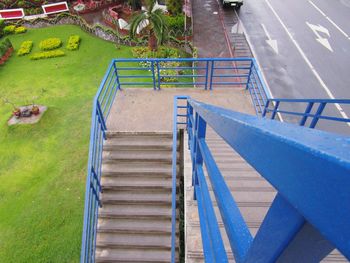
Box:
[39,38,62,51]
[3,25,16,34]
[17,41,33,56]
[66,35,81,50]
[15,26,27,34]
[30,50,65,60]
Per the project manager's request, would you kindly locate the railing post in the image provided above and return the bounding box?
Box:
[151,60,157,90]
[204,60,210,90]
[156,59,161,90]
[246,60,253,90]
[299,102,314,126]
[262,100,270,117]
[309,102,326,128]
[271,101,280,120]
[113,61,121,90]
[96,101,107,140]
[209,60,215,90]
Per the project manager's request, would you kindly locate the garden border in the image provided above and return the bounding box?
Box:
[8,12,195,54]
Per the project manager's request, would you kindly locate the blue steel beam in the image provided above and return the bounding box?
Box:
[188,99,350,259]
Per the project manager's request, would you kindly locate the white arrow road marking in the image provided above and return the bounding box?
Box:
[261,23,279,54]
[309,0,350,42]
[306,22,333,52]
[265,0,349,127]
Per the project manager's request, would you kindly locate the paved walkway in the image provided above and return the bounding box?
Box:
[192,0,233,58]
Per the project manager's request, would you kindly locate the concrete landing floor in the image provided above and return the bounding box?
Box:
[106,88,255,132]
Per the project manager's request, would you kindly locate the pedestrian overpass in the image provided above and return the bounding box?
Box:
[80,58,350,262]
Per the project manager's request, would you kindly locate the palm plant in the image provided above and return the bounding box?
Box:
[129,0,168,51]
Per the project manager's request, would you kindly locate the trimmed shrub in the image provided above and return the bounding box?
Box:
[165,15,185,33]
[17,40,33,56]
[132,46,179,59]
[3,25,16,34]
[30,50,65,60]
[39,38,62,51]
[14,26,27,34]
[66,35,81,50]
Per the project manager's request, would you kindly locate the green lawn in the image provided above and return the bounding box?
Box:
[0,25,135,263]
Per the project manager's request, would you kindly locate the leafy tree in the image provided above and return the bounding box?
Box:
[130,0,168,51]
[166,0,183,15]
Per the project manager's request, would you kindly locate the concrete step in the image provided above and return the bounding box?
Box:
[103,136,176,151]
[102,162,175,177]
[101,176,177,191]
[95,248,176,263]
[106,131,173,139]
[97,218,174,234]
[99,204,177,219]
[96,232,178,249]
[101,191,174,205]
[102,150,176,163]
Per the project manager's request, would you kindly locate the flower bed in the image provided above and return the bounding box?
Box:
[17,41,33,56]
[30,49,65,60]
[39,37,62,51]
[66,35,81,50]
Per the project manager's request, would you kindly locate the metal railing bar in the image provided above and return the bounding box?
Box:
[198,138,253,262]
[196,164,228,262]
[265,109,350,123]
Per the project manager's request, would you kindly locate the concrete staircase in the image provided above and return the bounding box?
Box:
[95,132,179,263]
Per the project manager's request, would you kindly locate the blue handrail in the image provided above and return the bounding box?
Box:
[185,98,350,262]
[80,61,119,263]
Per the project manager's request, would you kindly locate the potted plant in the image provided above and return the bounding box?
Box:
[31,104,40,115]
[30,88,46,115]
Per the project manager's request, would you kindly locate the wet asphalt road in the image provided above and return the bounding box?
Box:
[235,0,350,134]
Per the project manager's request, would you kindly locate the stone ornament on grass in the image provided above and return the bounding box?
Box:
[8,105,47,126]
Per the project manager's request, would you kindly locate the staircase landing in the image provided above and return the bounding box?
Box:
[107,88,254,132]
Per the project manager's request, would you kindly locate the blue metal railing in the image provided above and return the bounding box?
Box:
[80,61,119,263]
[184,98,350,262]
[263,98,350,128]
[113,58,265,91]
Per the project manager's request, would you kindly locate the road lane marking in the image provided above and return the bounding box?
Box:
[264,0,350,126]
[309,0,350,41]
[261,23,279,54]
[306,22,333,52]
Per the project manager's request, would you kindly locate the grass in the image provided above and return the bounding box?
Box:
[0,24,135,263]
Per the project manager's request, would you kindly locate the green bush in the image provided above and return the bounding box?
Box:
[66,35,81,50]
[3,25,16,34]
[0,38,13,57]
[30,50,65,60]
[132,46,180,59]
[14,26,27,34]
[17,40,33,56]
[0,20,5,38]
[39,38,62,51]
[166,0,184,15]
[165,15,185,33]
